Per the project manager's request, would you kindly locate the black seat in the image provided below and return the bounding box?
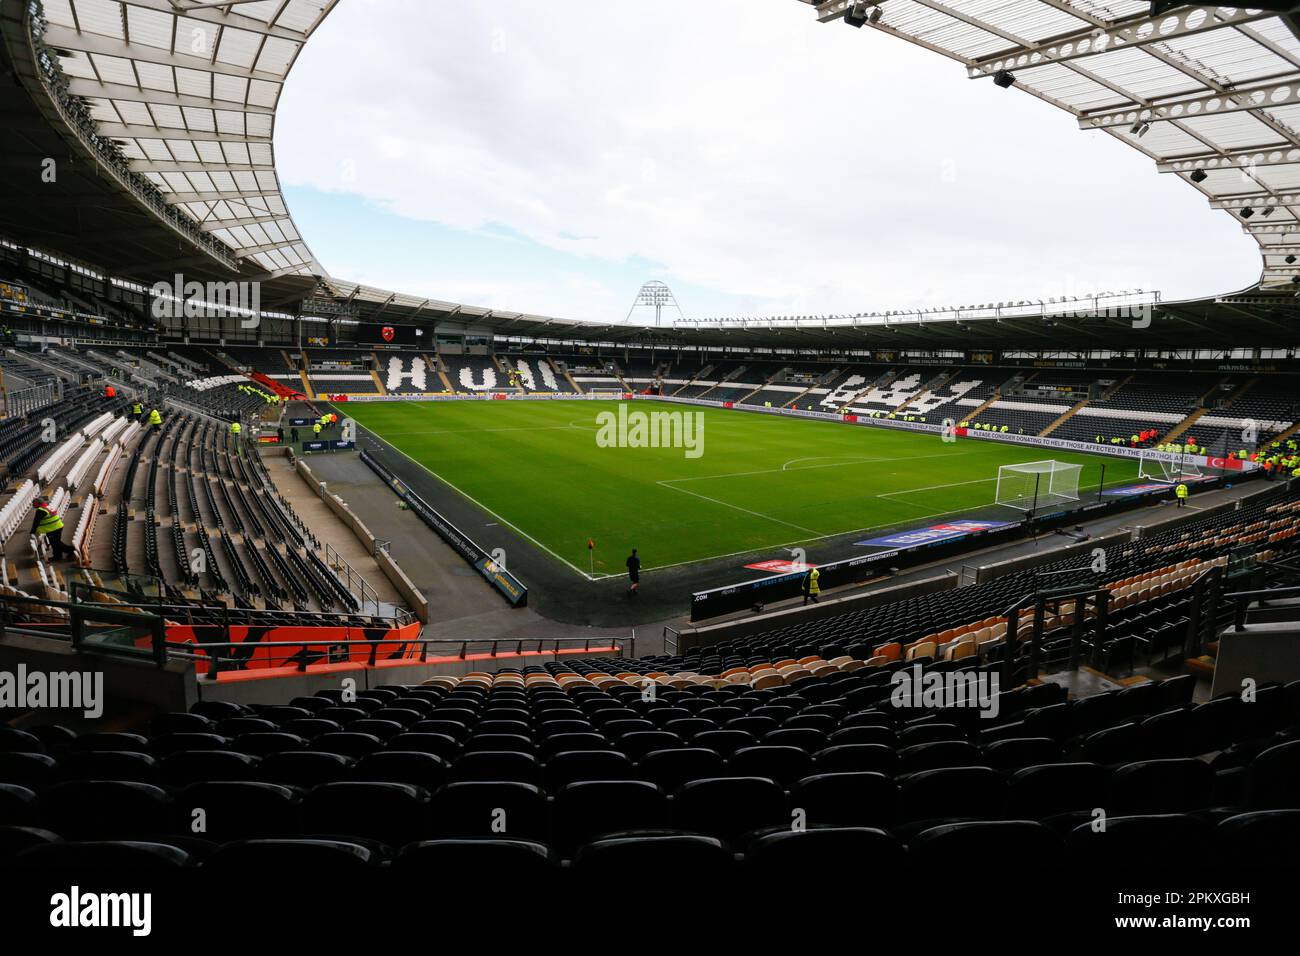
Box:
[150,732,231,757]
[1108,758,1214,814]
[1078,722,1144,764]
[56,750,158,784]
[616,731,683,760]
[449,751,540,785]
[742,826,905,870]
[388,733,461,760]
[899,766,1004,823]
[258,751,352,787]
[72,732,150,753]
[232,733,308,757]
[544,750,636,791]
[813,744,899,775]
[159,750,258,786]
[17,841,191,870]
[792,772,898,828]
[551,781,670,851]
[203,839,376,868]
[725,746,814,785]
[827,726,895,747]
[1005,762,1110,820]
[428,782,547,840]
[909,820,1064,866]
[308,732,384,758]
[42,781,170,840]
[1213,810,1300,868]
[571,832,732,874]
[898,741,985,773]
[280,718,342,740]
[981,737,1061,771]
[0,784,38,827]
[636,748,725,792]
[151,712,214,736]
[0,754,55,790]
[1244,740,1300,809]
[1067,814,1210,869]
[175,781,298,841]
[0,826,61,861]
[301,782,430,846]
[351,751,449,791]
[393,838,554,873]
[671,777,788,844]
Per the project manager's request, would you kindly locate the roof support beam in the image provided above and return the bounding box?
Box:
[1080,78,1300,130]
[969,7,1271,78]
[1156,146,1300,173]
[43,24,288,85]
[96,123,270,143]
[68,78,274,113]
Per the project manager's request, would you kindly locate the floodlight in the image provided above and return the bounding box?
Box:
[1241,206,1255,219]
[993,69,1016,88]
[1189,168,1207,183]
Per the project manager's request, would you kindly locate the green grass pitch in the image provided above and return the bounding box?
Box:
[340,400,1144,578]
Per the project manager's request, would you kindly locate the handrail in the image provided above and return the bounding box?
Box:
[1223,586,1300,601]
[168,634,629,677]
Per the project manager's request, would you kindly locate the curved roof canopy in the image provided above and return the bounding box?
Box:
[38,0,334,279]
[807,1,1300,290]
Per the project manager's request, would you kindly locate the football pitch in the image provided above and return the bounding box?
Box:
[341,400,1144,578]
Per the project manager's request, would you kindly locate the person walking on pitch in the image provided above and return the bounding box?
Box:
[626,549,641,594]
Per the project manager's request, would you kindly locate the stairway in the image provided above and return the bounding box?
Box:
[1159,407,1207,445]
[671,364,713,397]
[429,354,455,393]
[1040,398,1090,437]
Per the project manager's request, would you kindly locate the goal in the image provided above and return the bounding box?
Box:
[995,460,1083,512]
[1138,449,1203,484]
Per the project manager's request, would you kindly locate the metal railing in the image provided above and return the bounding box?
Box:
[323,541,388,620]
[170,635,630,678]
[1225,585,1300,632]
[0,381,58,418]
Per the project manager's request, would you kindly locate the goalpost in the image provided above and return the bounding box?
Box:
[995,460,1083,512]
[1138,449,1203,484]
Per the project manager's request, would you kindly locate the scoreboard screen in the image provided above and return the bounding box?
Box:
[357,323,427,346]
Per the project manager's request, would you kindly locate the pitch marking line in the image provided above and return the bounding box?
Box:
[654,480,819,536]
[662,451,960,485]
[355,425,600,581]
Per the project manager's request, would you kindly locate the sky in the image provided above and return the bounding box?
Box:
[274,0,1262,324]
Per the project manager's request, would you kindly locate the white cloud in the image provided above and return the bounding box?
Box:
[276,0,1260,321]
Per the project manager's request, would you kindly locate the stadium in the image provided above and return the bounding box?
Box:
[0,0,1299,929]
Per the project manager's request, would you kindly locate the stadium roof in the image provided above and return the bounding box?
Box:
[34,0,333,279]
[805,1,1300,290]
[3,0,1300,346]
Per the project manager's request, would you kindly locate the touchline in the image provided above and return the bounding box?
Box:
[0,665,103,718]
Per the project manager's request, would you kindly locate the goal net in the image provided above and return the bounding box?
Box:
[1138,449,1203,484]
[995,460,1083,512]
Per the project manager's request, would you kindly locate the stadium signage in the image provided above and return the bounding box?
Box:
[857,520,1014,549]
